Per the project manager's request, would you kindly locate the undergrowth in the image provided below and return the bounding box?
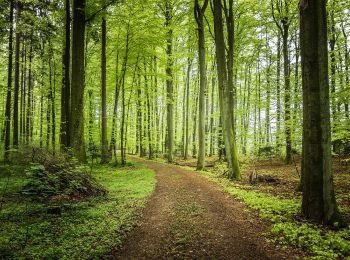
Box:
[0,162,155,259]
[199,170,350,259]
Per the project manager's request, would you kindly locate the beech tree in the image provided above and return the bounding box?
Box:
[194,0,209,171]
[70,0,86,162]
[300,0,341,225]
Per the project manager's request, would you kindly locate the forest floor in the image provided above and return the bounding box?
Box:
[111,155,350,259]
[0,162,156,259]
[173,155,350,224]
[110,157,305,259]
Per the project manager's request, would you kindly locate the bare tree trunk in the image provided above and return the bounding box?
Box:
[4,0,14,162]
[26,33,33,145]
[165,1,174,163]
[120,25,130,165]
[184,57,192,160]
[60,0,71,150]
[100,2,108,163]
[194,0,209,170]
[212,0,241,179]
[70,0,86,162]
[300,0,342,225]
[13,3,21,148]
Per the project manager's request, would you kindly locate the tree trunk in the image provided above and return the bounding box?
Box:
[100,3,108,163]
[70,0,86,162]
[4,0,14,162]
[120,25,130,165]
[282,22,292,164]
[60,0,71,150]
[212,0,240,179]
[194,0,208,170]
[13,3,21,148]
[184,57,192,160]
[276,34,281,154]
[300,0,342,225]
[165,1,174,163]
[26,33,33,145]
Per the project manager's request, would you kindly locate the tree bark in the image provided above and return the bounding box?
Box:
[60,0,71,150]
[165,0,174,163]
[212,0,241,179]
[100,1,108,163]
[4,0,14,162]
[70,0,86,162]
[300,0,342,225]
[194,0,209,170]
[13,3,21,148]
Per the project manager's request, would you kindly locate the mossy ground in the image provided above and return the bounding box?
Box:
[0,162,155,259]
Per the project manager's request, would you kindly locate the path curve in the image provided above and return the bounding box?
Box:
[109,158,293,259]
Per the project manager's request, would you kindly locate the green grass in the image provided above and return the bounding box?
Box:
[0,162,155,259]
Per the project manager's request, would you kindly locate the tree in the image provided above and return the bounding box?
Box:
[4,0,14,162]
[60,0,71,150]
[194,0,209,171]
[164,0,174,163]
[300,0,342,225]
[13,2,21,148]
[100,0,109,163]
[271,0,293,164]
[212,0,241,180]
[70,0,86,162]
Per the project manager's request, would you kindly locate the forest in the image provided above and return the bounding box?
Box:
[1,0,350,259]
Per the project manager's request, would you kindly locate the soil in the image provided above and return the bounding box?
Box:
[108,157,304,259]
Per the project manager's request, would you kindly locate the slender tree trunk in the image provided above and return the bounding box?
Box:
[88,90,94,153]
[341,23,349,119]
[20,40,24,144]
[276,34,281,154]
[26,33,33,145]
[300,0,342,225]
[194,0,209,170]
[120,25,130,165]
[39,41,44,148]
[192,83,199,158]
[293,32,300,147]
[136,69,143,156]
[212,0,241,179]
[329,7,339,154]
[282,22,292,164]
[165,1,174,163]
[4,0,14,162]
[184,57,192,159]
[110,48,120,160]
[100,2,108,163]
[209,62,215,157]
[51,46,57,153]
[13,3,21,148]
[144,59,153,159]
[60,0,71,150]
[265,31,271,145]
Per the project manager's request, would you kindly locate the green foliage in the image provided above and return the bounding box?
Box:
[0,163,156,259]
[271,223,350,259]
[224,186,299,221]
[23,163,106,199]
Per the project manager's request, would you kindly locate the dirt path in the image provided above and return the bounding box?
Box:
[109,158,295,259]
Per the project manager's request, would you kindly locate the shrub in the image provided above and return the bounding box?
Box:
[23,164,106,200]
[21,148,106,200]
